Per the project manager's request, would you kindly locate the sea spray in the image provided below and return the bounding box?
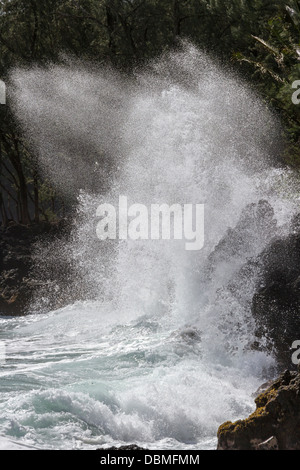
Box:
[0,42,297,449]
[9,43,284,311]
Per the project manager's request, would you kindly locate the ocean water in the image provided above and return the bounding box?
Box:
[0,43,298,450]
[0,299,276,450]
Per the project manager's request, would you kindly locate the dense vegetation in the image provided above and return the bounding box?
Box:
[0,0,300,225]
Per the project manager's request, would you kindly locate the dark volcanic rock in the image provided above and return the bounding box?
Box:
[207,199,277,275]
[0,221,70,316]
[206,201,300,368]
[251,213,300,369]
[217,369,300,450]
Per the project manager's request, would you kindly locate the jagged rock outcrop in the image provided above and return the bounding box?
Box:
[208,202,300,370]
[214,208,300,450]
[251,213,300,370]
[217,369,300,450]
[208,199,277,269]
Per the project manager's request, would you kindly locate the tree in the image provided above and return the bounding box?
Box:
[0,0,300,226]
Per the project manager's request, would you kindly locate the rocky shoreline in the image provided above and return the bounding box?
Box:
[217,367,300,450]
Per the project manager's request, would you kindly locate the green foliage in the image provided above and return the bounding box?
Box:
[232,1,300,166]
[0,0,300,225]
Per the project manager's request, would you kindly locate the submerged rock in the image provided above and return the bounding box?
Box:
[97,445,146,451]
[217,369,300,450]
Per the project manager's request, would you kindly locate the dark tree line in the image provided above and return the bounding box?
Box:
[0,0,299,226]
